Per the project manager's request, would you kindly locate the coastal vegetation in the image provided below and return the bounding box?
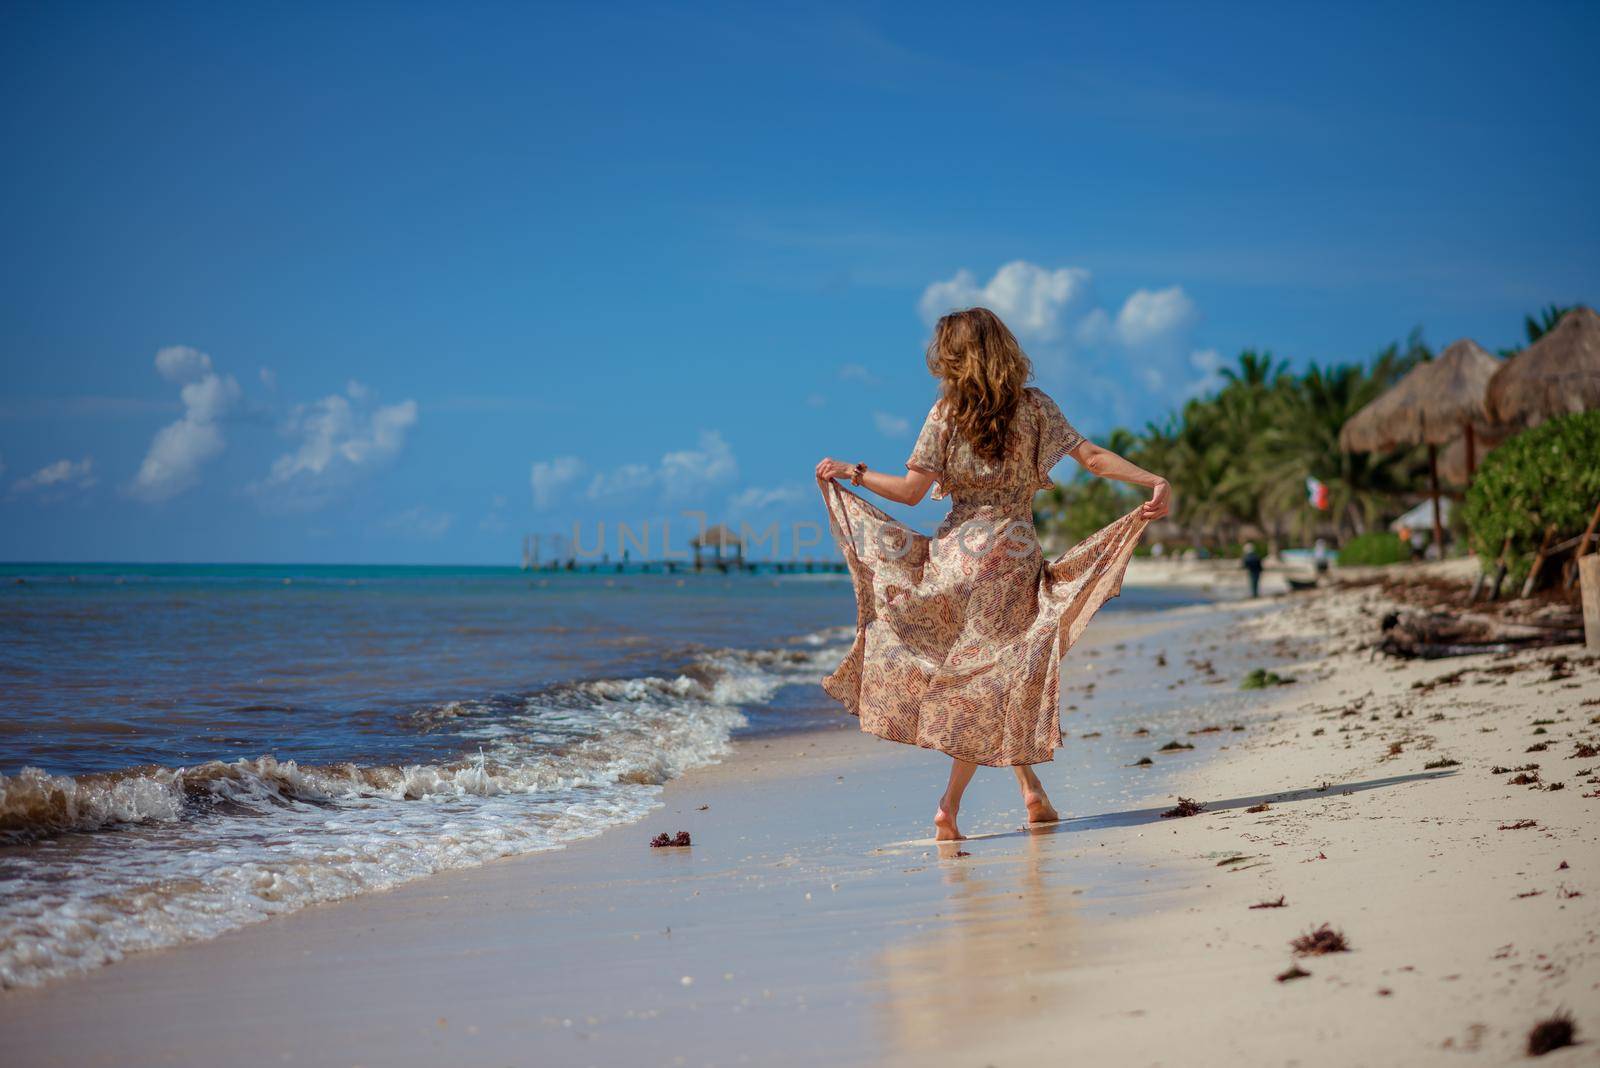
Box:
[1462,410,1600,578]
[1036,335,1433,551]
[1037,305,1597,584]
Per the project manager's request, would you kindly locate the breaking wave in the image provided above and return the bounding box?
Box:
[0,630,847,988]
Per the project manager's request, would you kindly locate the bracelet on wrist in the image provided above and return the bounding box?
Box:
[850,462,867,486]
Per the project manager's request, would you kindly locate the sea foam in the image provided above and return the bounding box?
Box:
[0,629,847,989]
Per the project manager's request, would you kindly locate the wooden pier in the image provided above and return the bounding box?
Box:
[519,525,847,575]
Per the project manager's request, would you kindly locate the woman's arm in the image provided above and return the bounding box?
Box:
[814,458,936,506]
[1069,441,1172,520]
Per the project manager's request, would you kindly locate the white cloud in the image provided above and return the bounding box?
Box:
[1184,348,1227,398]
[1114,286,1198,349]
[13,456,96,495]
[873,411,910,437]
[131,346,242,502]
[838,363,879,385]
[917,262,1210,411]
[530,456,584,509]
[154,345,212,384]
[585,462,654,500]
[659,431,737,499]
[729,484,806,512]
[919,261,1094,340]
[584,431,739,503]
[384,505,454,540]
[254,382,418,509]
[259,368,277,391]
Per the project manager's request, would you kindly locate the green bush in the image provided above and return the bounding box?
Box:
[1337,530,1410,566]
[1464,411,1600,571]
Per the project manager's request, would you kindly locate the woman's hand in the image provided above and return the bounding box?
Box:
[815,457,855,482]
[1139,478,1171,521]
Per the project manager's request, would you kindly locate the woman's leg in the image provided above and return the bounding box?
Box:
[934,758,978,840]
[1013,765,1059,823]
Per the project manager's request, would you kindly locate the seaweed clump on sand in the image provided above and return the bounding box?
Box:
[1493,762,1539,775]
[1526,1011,1576,1056]
[1251,896,1287,909]
[1161,797,1205,819]
[1276,964,1310,982]
[1290,924,1349,956]
[1424,757,1459,769]
[1158,740,1195,751]
[1246,802,1271,813]
[650,831,692,848]
[1240,668,1295,690]
[1499,820,1538,830]
[1574,741,1600,759]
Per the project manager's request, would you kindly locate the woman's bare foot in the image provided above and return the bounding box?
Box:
[1013,765,1059,824]
[1023,790,1058,824]
[934,803,965,841]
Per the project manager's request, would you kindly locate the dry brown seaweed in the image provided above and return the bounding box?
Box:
[1290,925,1349,956]
[1161,797,1205,818]
[1527,1011,1576,1056]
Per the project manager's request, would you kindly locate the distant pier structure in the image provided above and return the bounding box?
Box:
[690,524,744,570]
[517,522,844,575]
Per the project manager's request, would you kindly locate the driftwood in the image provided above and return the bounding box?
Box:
[1488,532,1514,602]
[1379,609,1583,659]
[1563,500,1600,590]
[1520,524,1559,600]
[1468,532,1487,603]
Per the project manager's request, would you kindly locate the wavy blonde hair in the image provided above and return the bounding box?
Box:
[925,307,1033,461]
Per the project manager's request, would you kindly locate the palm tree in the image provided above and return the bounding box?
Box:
[1219,348,1288,389]
[1047,334,1432,551]
[1255,360,1420,542]
[1499,304,1572,357]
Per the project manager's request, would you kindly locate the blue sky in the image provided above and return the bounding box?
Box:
[2,1,1596,563]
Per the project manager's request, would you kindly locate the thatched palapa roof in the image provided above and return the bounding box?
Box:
[1339,338,1502,453]
[690,523,743,549]
[1485,305,1600,428]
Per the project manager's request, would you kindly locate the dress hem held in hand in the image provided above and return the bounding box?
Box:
[815,388,1148,767]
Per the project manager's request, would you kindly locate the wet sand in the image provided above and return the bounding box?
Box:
[2,575,1596,1066]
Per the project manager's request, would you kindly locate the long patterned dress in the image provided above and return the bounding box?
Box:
[819,387,1148,767]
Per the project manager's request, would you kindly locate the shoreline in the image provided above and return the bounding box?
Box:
[0,597,1241,1065]
[3,577,1594,1065]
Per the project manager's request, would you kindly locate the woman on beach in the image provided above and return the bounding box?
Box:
[815,307,1171,841]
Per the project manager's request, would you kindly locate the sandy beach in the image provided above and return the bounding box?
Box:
[2,568,1596,1067]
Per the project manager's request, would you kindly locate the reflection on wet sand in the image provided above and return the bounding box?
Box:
[871,830,1079,1058]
